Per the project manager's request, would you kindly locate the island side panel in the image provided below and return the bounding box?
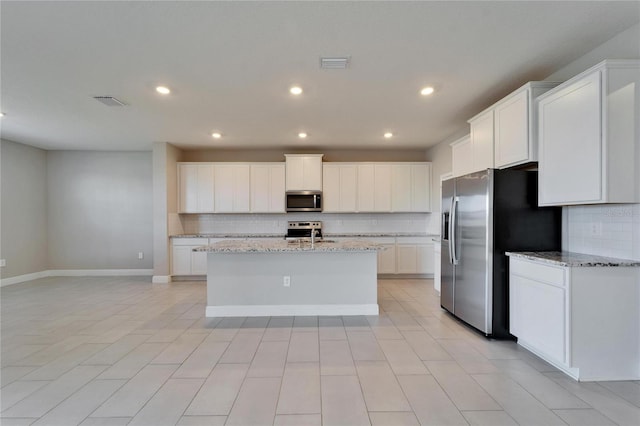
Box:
[206,251,378,317]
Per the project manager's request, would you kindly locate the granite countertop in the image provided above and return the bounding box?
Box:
[506,251,640,267]
[170,233,283,239]
[193,239,384,253]
[172,232,436,239]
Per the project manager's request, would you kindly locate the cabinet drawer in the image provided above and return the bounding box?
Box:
[510,258,565,287]
[173,238,209,246]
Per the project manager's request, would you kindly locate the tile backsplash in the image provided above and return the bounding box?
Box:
[179,213,433,236]
[565,204,640,260]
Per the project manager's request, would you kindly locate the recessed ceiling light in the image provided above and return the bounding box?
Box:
[0,112,5,118]
[384,132,393,139]
[298,132,308,139]
[211,132,222,139]
[420,86,435,96]
[290,86,303,95]
[156,86,171,95]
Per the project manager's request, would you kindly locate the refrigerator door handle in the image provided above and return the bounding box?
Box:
[451,196,459,265]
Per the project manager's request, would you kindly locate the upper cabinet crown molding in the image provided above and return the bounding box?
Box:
[537,59,640,206]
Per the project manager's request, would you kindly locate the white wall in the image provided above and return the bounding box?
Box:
[545,23,640,82]
[47,151,153,270]
[0,139,48,279]
[152,142,182,279]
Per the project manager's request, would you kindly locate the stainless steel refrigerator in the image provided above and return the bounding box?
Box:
[441,169,561,338]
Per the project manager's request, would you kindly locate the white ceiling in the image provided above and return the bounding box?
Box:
[1,1,639,151]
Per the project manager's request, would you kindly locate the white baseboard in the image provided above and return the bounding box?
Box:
[152,275,172,283]
[48,269,153,277]
[1,269,153,287]
[0,270,49,287]
[206,304,379,317]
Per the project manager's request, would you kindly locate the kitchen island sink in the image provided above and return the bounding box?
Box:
[196,239,383,317]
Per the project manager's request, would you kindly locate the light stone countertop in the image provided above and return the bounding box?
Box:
[506,251,640,267]
[193,239,385,253]
[171,232,436,239]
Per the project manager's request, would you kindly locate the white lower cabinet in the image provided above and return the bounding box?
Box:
[171,238,210,276]
[374,238,397,274]
[396,237,434,274]
[509,256,640,381]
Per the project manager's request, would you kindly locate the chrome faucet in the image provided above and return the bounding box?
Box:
[310,227,319,247]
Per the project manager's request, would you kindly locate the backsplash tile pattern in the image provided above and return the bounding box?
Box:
[565,204,640,260]
[180,213,433,236]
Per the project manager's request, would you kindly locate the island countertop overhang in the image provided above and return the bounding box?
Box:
[194,239,385,253]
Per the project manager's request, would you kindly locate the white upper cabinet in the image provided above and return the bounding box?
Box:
[494,82,560,168]
[214,164,251,213]
[391,164,412,211]
[356,164,375,212]
[410,164,431,212]
[373,164,392,212]
[450,135,473,178]
[322,164,357,212]
[468,109,494,171]
[391,164,431,212]
[454,81,560,178]
[178,164,215,213]
[538,60,640,206]
[250,164,285,213]
[285,154,323,191]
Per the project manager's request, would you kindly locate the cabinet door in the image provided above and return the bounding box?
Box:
[197,165,215,212]
[417,243,434,274]
[396,245,417,273]
[494,89,530,168]
[172,246,192,275]
[357,164,375,212]
[179,164,198,213]
[270,165,286,212]
[451,136,473,178]
[250,165,271,213]
[377,244,396,274]
[339,166,358,212]
[215,165,250,212]
[391,164,412,212]
[322,165,341,212]
[233,165,251,212]
[539,71,602,205]
[303,156,323,191]
[470,110,494,171]
[214,165,234,212]
[285,157,305,191]
[373,164,392,212]
[191,251,208,275]
[286,155,322,191]
[510,275,566,364]
[411,164,431,212]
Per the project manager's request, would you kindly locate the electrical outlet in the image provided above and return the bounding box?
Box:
[283,276,290,287]
[590,222,602,237]
[138,252,144,259]
[0,259,5,267]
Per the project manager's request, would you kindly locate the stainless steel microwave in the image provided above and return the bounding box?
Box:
[285,191,322,212]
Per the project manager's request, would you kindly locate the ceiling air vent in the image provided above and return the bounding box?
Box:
[93,96,127,107]
[320,56,350,69]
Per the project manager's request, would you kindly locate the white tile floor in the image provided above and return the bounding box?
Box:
[1,276,639,425]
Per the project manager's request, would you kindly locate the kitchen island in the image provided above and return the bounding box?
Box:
[196,239,383,317]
